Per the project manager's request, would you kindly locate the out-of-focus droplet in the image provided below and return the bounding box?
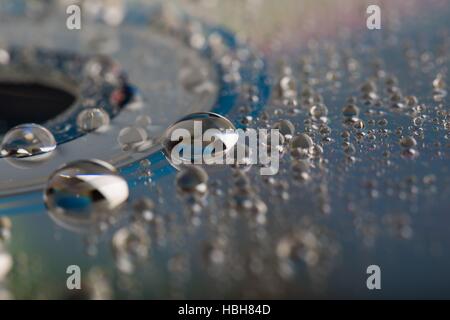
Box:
[399,136,417,148]
[309,104,328,120]
[0,248,12,280]
[117,126,148,150]
[112,225,150,274]
[342,104,360,118]
[0,218,11,242]
[273,120,295,139]
[176,165,208,195]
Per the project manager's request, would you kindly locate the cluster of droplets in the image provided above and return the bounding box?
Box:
[276,219,340,282]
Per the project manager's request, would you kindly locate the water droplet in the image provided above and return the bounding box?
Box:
[342,104,360,118]
[353,119,365,129]
[309,104,328,120]
[0,248,12,280]
[276,75,297,99]
[391,102,406,111]
[117,126,148,150]
[377,118,388,126]
[292,160,311,182]
[163,112,238,165]
[405,95,418,107]
[273,120,295,139]
[0,218,11,242]
[44,159,129,233]
[433,73,446,90]
[291,133,314,150]
[401,148,419,159]
[1,123,56,159]
[135,115,152,128]
[132,198,155,223]
[361,81,377,93]
[399,136,417,148]
[343,142,356,154]
[176,165,208,195]
[112,224,150,274]
[0,49,10,65]
[76,108,110,132]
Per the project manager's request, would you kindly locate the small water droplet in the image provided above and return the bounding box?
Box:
[342,104,360,118]
[117,126,148,150]
[176,165,208,195]
[76,108,110,132]
[112,224,150,274]
[0,218,11,242]
[309,104,328,120]
[291,133,314,150]
[399,136,417,148]
[273,120,295,139]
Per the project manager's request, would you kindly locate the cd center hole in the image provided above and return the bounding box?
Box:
[0,82,76,135]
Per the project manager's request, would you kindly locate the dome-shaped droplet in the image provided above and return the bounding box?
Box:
[273,120,295,139]
[76,108,110,132]
[290,133,314,159]
[163,112,238,165]
[399,136,417,148]
[44,159,129,233]
[291,133,314,150]
[342,104,360,118]
[175,165,208,194]
[0,123,56,159]
[309,104,328,120]
[117,126,148,150]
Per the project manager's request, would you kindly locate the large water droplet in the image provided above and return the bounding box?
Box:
[76,107,110,133]
[163,112,238,165]
[0,123,56,159]
[44,159,129,233]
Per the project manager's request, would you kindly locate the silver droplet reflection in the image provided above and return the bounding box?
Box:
[44,159,129,233]
[0,123,56,159]
[162,112,238,165]
[76,107,110,132]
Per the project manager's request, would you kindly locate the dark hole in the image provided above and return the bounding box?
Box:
[0,82,76,134]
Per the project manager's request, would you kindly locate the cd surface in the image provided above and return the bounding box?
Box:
[0,0,449,300]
